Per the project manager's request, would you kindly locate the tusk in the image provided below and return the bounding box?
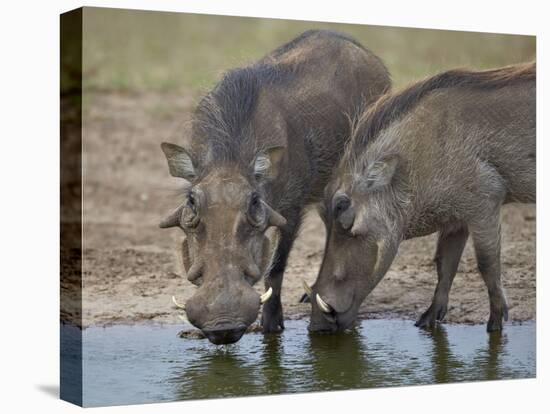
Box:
[302,280,312,297]
[172,295,186,310]
[260,287,273,304]
[178,314,188,322]
[316,294,332,313]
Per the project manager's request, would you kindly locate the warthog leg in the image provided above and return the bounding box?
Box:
[299,280,312,303]
[416,224,469,329]
[471,210,509,332]
[261,251,288,333]
[261,212,301,333]
[261,266,285,333]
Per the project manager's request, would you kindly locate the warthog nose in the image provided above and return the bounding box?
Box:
[308,320,338,334]
[202,324,247,345]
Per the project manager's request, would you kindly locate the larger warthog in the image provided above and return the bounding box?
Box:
[309,62,535,333]
[160,30,391,344]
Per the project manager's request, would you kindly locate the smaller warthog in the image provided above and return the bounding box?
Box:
[309,62,535,333]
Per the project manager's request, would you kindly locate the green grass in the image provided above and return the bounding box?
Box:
[81,7,536,94]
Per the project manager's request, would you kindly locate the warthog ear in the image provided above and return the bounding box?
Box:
[363,156,399,191]
[161,142,196,180]
[253,146,286,182]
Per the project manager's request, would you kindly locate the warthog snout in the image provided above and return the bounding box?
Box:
[309,183,385,334]
[184,279,261,344]
[183,281,273,344]
[202,324,248,345]
[176,230,278,344]
[308,289,357,333]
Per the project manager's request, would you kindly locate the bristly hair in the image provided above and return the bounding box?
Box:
[348,62,536,155]
[268,29,372,60]
[192,68,260,158]
[191,65,285,162]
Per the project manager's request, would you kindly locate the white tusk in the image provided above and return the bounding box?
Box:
[260,287,273,304]
[172,295,186,310]
[178,314,188,322]
[316,294,332,313]
[302,280,312,297]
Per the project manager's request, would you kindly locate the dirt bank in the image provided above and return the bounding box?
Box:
[71,92,536,329]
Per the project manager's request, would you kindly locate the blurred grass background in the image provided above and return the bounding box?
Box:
[79,7,535,95]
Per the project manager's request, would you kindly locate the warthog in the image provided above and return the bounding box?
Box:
[160,30,391,344]
[308,62,535,333]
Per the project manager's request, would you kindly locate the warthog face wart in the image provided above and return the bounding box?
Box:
[160,143,286,344]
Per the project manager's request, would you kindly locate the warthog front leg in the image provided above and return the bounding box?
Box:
[471,211,508,332]
[416,225,469,329]
[262,265,286,333]
[261,214,301,333]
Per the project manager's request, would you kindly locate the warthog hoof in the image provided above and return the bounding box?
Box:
[486,304,509,332]
[299,293,311,303]
[261,296,285,333]
[415,302,448,329]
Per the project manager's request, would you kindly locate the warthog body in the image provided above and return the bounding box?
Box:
[310,63,535,333]
[160,30,390,344]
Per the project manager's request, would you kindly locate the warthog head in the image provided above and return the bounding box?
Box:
[160,142,287,344]
[308,152,406,333]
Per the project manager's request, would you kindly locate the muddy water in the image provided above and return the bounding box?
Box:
[69,319,535,407]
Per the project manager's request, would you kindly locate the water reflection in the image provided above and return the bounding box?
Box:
[306,330,368,390]
[171,322,526,401]
[172,333,288,399]
[77,321,535,406]
[474,331,507,381]
[172,348,260,400]
[422,326,464,383]
[260,333,286,394]
[421,324,509,384]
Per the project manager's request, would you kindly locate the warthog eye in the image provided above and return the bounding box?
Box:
[333,193,355,231]
[188,192,196,210]
[182,191,200,229]
[188,270,203,287]
[247,192,266,228]
[333,193,350,217]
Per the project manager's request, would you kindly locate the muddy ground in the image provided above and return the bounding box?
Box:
[72,92,536,329]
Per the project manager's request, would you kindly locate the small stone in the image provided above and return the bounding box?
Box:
[178,329,206,339]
